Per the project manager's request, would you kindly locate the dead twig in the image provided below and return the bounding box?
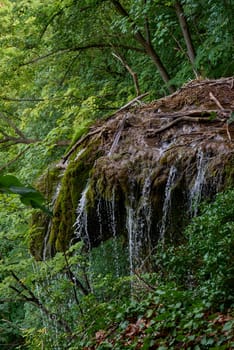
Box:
[209,92,224,110]
[209,92,232,141]
[112,52,141,96]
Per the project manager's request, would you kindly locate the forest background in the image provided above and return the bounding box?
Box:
[0,0,233,349]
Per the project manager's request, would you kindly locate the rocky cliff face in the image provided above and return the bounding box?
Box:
[30,78,234,266]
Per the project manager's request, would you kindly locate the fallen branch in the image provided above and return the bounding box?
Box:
[209,92,232,141]
[147,116,211,136]
[152,109,231,119]
[113,92,149,116]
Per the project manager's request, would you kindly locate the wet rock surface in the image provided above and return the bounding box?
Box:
[31,77,234,262]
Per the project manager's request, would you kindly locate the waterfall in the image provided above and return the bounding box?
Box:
[126,205,135,276]
[126,172,152,274]
[73,181,90,249]
[189,149,207,217]
[107,189,120,277]
[159,166,177,245]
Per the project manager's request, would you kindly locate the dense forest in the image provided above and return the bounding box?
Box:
[0,0,234,349]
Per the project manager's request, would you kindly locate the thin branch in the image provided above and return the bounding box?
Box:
[63,252,89,297]
[21,44,145,66]
[112,52,141,96]
[209,92,224,110]
[0,113,27,139]
[134,270,157,291]
[39,5,94,40]
[0,136,40,145]
[10,271,72,334]
[110,0,175,92]
[0,135,69,147]
[151,109,231,120]
[0,97,45,102]
[39,9,64,41]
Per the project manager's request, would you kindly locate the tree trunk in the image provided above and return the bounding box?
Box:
[111,0,175,93]
[174,1,196,66]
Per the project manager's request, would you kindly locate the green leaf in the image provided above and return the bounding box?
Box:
[0,175,23,190]
[0,175,52,215]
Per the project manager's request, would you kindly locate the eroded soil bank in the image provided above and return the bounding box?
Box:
[30,77,234,261]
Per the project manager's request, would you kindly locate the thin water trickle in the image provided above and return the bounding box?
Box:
[159,166,177,244]
[189,149,207,217]
[73,181,90,249]
[107,189,120,277]
[74,147,86,161]
[125,172,153,274]
[126,205,135,276]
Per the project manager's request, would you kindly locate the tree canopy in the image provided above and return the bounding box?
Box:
[0,0,233,181]
[0,0,233,349]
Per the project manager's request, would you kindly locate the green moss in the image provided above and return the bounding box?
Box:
[29,212,50,260]
[34,166,61,200]
[29,167,61,259]
[49,141,103,253]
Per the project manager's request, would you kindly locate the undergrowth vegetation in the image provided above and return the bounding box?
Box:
[1,189,233,349]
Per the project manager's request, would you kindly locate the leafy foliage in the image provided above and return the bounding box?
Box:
[0,190,233,349]
[154,189,234,308]
[0,0,233,348]
[0,175,51,214]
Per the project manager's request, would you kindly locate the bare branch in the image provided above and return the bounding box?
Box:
[209,92,232,141]
[112,52,141,96]
[0,113,27,139]
[0,97,45,102]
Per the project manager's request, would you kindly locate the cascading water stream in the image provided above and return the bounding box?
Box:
[73,181,90,249]
[189,149,207,217]
[106,189,120,277]
[159,166,177,245]
[126,172,153,274]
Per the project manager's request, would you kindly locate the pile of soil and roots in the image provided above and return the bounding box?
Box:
[63,77,234,164]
